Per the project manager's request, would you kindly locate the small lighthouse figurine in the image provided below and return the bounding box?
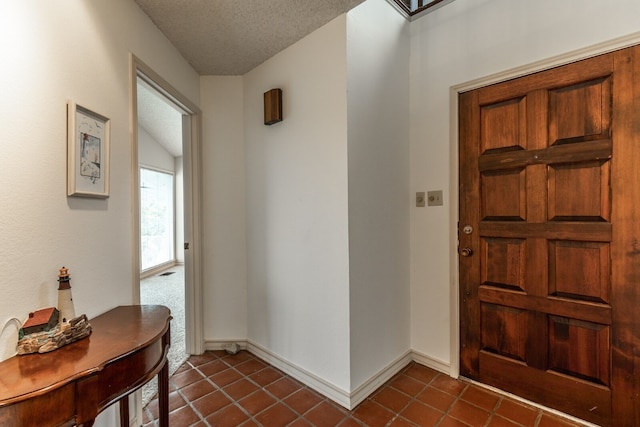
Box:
[57,267,76,324]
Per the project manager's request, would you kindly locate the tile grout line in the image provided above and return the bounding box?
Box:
[191,352,338,427]
[533,410,544,427]
[384,363,427,427]
[378,365,467,427]
[173,360,214,427]
[483,396,531,427]
[482,396,509,427]
[436,378,470,426]
[156,353,344,426]
[172,362,466,427]
[146,353,587,427]
[392,368,438,426]
[192,355,266,425]
[381,383,427,426]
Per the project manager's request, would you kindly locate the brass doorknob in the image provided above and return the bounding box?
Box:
[460,247,473,257]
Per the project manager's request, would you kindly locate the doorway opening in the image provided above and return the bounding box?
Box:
[130,54,204,416]
[137,76,188,405]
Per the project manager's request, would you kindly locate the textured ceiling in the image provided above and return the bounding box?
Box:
[134,1,452,156]
[134,0,366,75]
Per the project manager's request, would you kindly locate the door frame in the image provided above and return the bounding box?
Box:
[448,32,640,381]
[129,54,205,356]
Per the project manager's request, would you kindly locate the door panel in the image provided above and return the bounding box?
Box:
[548,160,611,222]
[460,45,640,426]
[548,240,610,303]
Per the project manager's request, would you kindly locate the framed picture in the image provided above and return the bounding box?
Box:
[67,102,110,198]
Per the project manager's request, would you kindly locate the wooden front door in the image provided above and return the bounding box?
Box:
[459,45,640,426]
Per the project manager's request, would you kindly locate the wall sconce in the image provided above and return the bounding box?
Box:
[264,88,283,125]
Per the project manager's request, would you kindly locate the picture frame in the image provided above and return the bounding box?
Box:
[67,101,110,198]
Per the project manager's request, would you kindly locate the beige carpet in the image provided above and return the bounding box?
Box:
[140,264,188,407]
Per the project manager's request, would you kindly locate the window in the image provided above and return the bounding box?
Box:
[394,0,448,15]
[140,167,175,271]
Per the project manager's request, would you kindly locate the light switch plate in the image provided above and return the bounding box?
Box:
[416,192,426,207]
[427,190,443,206]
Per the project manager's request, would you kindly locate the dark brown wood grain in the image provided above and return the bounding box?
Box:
[263,88,282,125]
[477,54,613,104]
[459,45,640,425]
[478,287,611,325]
[610,46,640,427]
[0,305,171,427]
[459,90,482,378]
[478,139,612,171]
[479,221,611,241]
[479,351,611,426]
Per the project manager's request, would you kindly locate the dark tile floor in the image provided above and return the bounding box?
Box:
[143,350,587,427]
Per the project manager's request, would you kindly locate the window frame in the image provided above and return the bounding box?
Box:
[139,166,176,272]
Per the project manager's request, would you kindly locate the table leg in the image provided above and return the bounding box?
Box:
[119,395,129,427]
[158,361,169,427]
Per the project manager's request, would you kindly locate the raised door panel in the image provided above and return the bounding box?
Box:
[548,240,610,303]
[548,77,611,144]
[481,237,526,291]
[548,161,611,222]
[480,97,527,153]
[481,169,526,221]
[548,316,610,386]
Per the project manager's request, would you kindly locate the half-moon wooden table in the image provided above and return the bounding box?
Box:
[0,305,171,427]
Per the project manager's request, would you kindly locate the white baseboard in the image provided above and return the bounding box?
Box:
[349,350,414,408]
[247,340,353,409]
[411,349,451,376]
[204,339,248,352]
[202,341,455,410]
[140,261,181,280]
[205,339,351,409]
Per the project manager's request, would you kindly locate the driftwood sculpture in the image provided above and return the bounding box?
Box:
[17,314,92,355]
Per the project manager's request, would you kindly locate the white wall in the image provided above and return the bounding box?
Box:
[139,126,176,172]
[243,16,352,392]
[346,0,411,390]
[200,76,248,342]
[0,1,199,425]
[203,3,411,402]
[409,0,640,368]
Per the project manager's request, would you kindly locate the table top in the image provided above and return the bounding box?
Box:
[0,305,171,405]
